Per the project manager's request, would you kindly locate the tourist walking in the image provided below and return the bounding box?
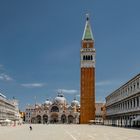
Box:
[29,126,32,131]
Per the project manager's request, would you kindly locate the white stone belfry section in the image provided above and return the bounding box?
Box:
[80,47,96,68]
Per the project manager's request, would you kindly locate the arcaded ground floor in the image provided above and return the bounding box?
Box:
[0,124,140,140]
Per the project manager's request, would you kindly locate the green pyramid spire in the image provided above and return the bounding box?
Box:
[82,14,94,40]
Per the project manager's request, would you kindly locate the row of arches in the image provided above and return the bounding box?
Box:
[83,55,93,60]
[32,114,74,124]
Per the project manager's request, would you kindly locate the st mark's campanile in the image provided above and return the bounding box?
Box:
[80,14,96,124]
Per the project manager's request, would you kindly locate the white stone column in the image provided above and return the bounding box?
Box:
[132,83,134,92]
[128,85,130,94]
[41,116,43,124]
[125,102,127,110]
[122,118,125,127]
[129,100,131,109]
[119,118,121,126]
[58,115,61,124]
[119,104,121,111]
[135,97,137,108]
[48,115,51,123]
[139,78,140,88]
[124,102,125,110]
[139,96,140,107]
[128,117,130,126]
[122,103,123,110]
[120,103,122,111]
[132,99,134,109]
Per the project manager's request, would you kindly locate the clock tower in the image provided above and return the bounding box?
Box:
[80,14,96,124]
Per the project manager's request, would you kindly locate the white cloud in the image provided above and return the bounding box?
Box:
[96,80,112,86]
[57,89,78,94]
[0,65,13,82]
[21,83,46,88]
[76,94,80,97]
[96,100,105,103]
[0,73,13,81]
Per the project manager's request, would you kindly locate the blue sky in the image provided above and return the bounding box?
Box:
[0,0,140,110]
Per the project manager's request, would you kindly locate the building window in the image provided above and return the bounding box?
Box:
[137,82,139,88]
[134,84,135,90]
[131,86,132,91]
[130,100,132,108]
[134,98,135,108]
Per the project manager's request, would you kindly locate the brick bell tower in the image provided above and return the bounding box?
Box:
[80,14,96,124]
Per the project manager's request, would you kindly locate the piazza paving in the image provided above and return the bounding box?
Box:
[0,124,140,140]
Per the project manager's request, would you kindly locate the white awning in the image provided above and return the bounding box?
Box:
[4,119,11,122]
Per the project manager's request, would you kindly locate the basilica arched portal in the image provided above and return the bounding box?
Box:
[61,114,67,123]
[68,115,74,123]
[31,117,35,123]
[43,114,48,124]
[36,115,41,123]
[50,113,58,123]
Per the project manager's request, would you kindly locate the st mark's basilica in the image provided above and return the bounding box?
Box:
[25,93,80,124]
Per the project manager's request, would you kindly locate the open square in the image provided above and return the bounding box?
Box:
[0,124,140,140]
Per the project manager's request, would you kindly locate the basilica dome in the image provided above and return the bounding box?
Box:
[71,99,80,107]
[54,93,66,105]
[45,99,52,106]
